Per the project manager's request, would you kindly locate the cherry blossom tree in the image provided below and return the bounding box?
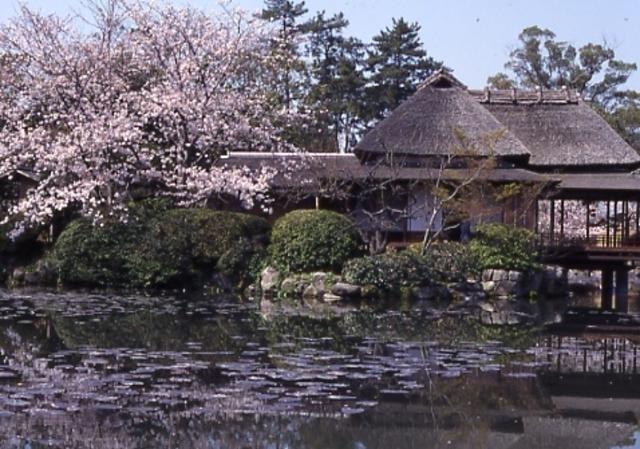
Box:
[0,0,303,237]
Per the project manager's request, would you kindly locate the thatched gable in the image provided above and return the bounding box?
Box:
[354,71,531,161]
[471,89,640,168]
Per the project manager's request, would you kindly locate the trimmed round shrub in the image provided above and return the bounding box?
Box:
[342,252,433,291]
[51,201,270,288]
[421,241,481,282]
[269,210,361,273]
[163,209,270,266]
[52,218,133,286]
[469,223,538,271]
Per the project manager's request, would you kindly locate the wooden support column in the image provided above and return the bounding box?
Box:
[602,269,614,310]
[550,200,556,244]
[606,202,611,247]
[616,269,630,313]
[560,200,565,241]
[624,201,631,243]
[636,201,640,243]
[534,200,539,235]
[626,201,631,244]
[586,201,590,241]
[614,201,618,247]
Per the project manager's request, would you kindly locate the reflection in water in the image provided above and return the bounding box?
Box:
[0,289,638,448]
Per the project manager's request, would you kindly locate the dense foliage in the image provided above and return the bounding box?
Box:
[0,0,299,238]
[342,252,432,292]
[269,210,361,273]
[420,241,481,282]
[469,223,538,271]
[51,202,270,288]
[488,26,639,150]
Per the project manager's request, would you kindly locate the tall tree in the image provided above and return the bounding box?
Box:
[304,11,366,152]
[365,18,442,121]
[488,26,637,111]
[260,0,309,110]
[608,94,640,150]
[0,0,304,237]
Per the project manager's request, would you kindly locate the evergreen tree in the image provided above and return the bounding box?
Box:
[488,26,640,149]
[305,12,366,152]
[260,0,309,110]
[488,26,637,110]
[365,18,442,121]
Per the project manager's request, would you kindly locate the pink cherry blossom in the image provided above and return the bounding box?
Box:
[0,0,302,237]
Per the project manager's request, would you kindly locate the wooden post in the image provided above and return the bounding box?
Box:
[602,269,614,310]
[560,199,565,241]
[550,200,556,244]
[534,200,539,235]
[626,201,631,244]
[616,269,629,313]
[636,201,640,244]
[614,201,618,247]
[604,201,611,247]
[586,201,590,242]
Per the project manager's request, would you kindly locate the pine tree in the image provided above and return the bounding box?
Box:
[305,11,366,152]
[260,0,309,110]
[365,18,442,121]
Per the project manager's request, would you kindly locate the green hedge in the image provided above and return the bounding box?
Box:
[342,252,433,292]
[269,210,361,273]
[469,223,538,271]
[423,241,481,282]
[51,201,270,288]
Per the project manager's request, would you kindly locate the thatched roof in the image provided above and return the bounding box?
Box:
[355,68,640,169]
[469,89,640,168]
[0,169,40,183]
[354,70,531,160]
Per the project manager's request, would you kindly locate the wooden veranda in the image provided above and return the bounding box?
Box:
[536,174,640,312]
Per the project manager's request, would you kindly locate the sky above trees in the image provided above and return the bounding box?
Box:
[1,0,638,91]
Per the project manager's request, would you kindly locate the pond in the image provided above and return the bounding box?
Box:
[0,289,639,449]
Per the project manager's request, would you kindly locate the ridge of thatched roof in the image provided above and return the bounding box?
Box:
[419,68,467,89]
[354,71,531,160]
[468,89,640,168]
[468,87,580,105]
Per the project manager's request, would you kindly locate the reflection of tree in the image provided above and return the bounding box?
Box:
[51,312,249,352]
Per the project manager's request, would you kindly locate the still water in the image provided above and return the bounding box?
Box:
[0,289,639,449]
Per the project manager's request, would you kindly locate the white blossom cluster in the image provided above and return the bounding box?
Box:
[0,0,301,236]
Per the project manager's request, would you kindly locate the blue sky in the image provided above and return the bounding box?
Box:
[2,0,639,90]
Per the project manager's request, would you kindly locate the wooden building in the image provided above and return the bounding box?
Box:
[221,69,640,311]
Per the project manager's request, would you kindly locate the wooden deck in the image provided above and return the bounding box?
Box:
[540,235,640,268]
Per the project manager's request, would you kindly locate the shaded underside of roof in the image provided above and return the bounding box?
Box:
[354,86,531,159]
[558,173,640,192]
[476,98,640,168]
[219,153,552,188]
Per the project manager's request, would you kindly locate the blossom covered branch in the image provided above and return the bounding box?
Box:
[0,0,301,236]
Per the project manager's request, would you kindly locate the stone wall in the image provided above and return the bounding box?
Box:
[481,266,568,300]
